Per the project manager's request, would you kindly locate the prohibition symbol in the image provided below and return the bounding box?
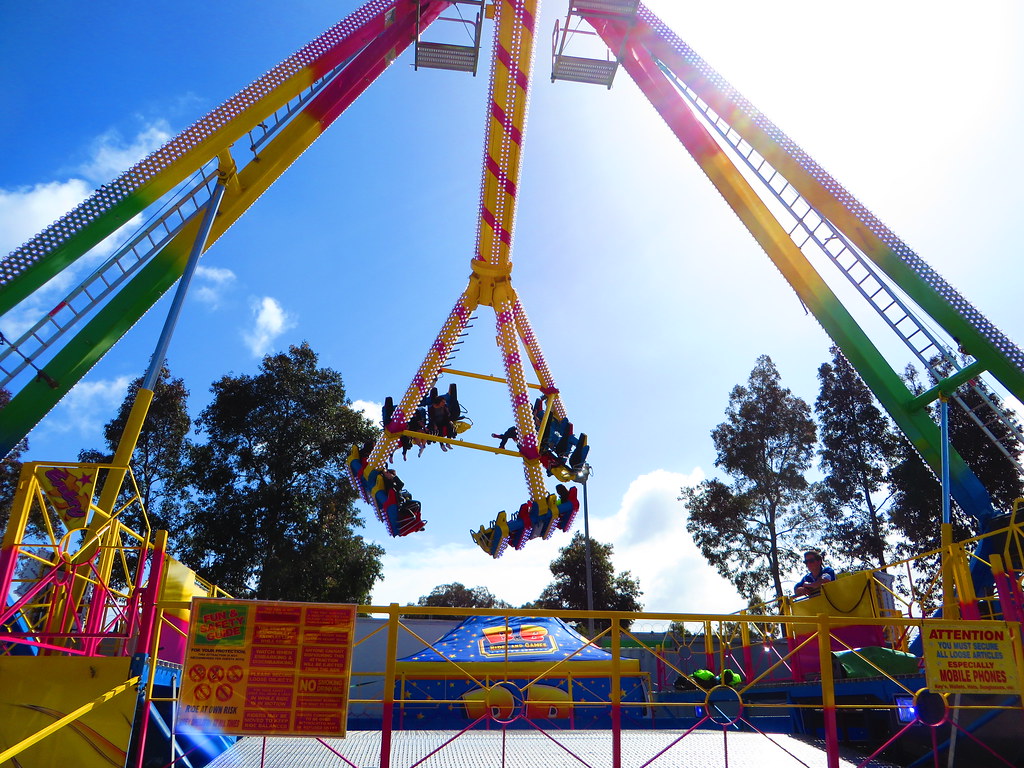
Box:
[216,684,234,702]
[208,665,226,682]
[188,664,206,682]
[227,665,244,683]
[194,683,212,701]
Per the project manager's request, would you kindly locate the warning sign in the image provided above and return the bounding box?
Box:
[921,621,1021,694]
[177,599,356,737]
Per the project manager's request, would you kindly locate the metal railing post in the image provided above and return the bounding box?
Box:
[611,615,621,768]
[131,530,169,768]
[379,604,401,768]
[818,614,840,768]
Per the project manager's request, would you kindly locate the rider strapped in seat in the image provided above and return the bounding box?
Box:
[346,444,425,537]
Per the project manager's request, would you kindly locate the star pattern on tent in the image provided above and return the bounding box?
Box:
[402,616,611,663]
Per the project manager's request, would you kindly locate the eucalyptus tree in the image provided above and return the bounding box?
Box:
[815,346,900,568]
[681,355,819,602]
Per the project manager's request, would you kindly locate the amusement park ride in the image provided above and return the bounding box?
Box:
[1,0,1023,766]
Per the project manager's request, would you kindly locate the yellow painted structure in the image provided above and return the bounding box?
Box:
[0,657,137,768]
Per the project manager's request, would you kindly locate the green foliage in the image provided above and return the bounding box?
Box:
[887,361,1023,557]
[0,388,27,532]
[887,433,972,558]
[533,531,642,632]
[417,582,512,612]
[77,364,192,536]
[815,346,900,568]
[666,621,697,640]
[943,368,1024,515]
[681,355,818,602]
[178,342,384,603]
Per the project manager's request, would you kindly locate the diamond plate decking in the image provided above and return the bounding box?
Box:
[206,729,899,767]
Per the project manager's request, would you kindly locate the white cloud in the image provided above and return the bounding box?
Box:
[373,537,560,609]
[0,179,115,342]
[35,375,133,442]
[594,468,743,618]
[0,190,141,342]
[1,120,173,258]
[0,180,93,255]
[243,296,295,357]
[0,122,171,254]
[193,265,236,308]
[78,121,172,183]
[351,399,383,425]
[0,122,170,341]
[370,467,745,623]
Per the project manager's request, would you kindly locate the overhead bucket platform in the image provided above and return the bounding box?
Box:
[570,0,640,15]
[415,0,485,74]
[551,0,638,87]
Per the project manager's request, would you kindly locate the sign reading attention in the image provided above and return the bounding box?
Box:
[177,598,356,737]
[921,621,1020,694]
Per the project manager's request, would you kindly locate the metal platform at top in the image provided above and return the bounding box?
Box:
[414,0,485,75]
[206,730,899,768]
[415,41,480,73]
[570,0,640,19]
[551,54,619,86]
[551,0,639,87]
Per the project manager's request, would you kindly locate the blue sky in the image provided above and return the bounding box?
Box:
[2,1,1022,618]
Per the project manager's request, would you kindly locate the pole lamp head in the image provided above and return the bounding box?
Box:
[574,463,592,484]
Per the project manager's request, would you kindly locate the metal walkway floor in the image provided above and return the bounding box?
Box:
[207,730,898,767]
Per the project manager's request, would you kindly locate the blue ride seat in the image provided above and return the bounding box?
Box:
[446,382,461,421]
[509,503,532,549]
[470,492,577,555]
[351,463,427,538]
[392,498,426,536]
[364,470,388,525]
[421,387,439,409]
[532,396,545,425]
[520,501,539,539]
[373,483,393,509]
[419,383,461,414]
[471,509,511,557]
[569,434,589,469]
[365,468,384,497]
[347,444,362,473]
[489,511,511,557]
[542,417,569,450]
[471,525,494,554]
[506,510,528,549]
[378,488,401,534]
[554,421,575,457]
[554,484,580,532]
[346,445,369,500]
[543,497,562,539]
[529,498,558,540]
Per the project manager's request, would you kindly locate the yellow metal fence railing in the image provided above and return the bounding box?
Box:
[135,605,1020,768]
[4,497,1024,767]
[2,603,1023,767]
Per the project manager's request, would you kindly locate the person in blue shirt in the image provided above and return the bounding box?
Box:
[794,549,836,598]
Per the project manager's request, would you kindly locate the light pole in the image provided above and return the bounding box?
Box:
[574,463,595,637]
